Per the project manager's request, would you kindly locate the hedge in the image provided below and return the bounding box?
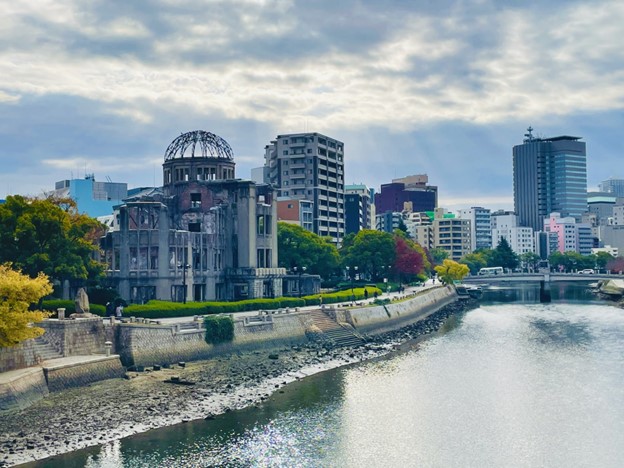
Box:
[41,300,106,316]
[204,315,234,344]
[38,287,385,320]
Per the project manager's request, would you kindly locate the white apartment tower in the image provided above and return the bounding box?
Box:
[458,207,492,252]
[264,133,345,243]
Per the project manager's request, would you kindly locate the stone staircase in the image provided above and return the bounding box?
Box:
[33,336,63,362]
[307,310,365,347]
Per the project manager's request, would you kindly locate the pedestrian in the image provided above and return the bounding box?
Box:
[115,303,123,318]
[105,302,114,317]
[364,289,369,300]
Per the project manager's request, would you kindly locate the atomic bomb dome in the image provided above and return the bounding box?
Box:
[163,130,236,184]
[164,130,234,161]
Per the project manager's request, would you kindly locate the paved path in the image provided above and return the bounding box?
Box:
[152,280,443,325]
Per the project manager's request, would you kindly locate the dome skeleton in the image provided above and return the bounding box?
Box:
[164,130,234,161]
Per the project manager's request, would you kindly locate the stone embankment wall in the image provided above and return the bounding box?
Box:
[119,286,456,368]
[119,314,310,368]
[0,368,49,413]
[40,318,107,356]
[44,357,125,393]
[331,286,456,334]
[0,341,40,374]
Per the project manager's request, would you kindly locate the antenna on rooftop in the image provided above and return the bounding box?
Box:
[523,126,534,142]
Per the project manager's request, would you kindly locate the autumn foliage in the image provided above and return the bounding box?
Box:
[0,264,52,347]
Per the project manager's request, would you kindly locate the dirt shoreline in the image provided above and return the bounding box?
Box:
[1,299,474,467]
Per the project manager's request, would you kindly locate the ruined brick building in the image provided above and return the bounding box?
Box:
[101,130,287,303]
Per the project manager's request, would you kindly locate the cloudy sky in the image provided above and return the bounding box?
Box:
[1,0,623,211]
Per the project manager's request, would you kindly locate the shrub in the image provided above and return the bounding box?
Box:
[204,315,234,344]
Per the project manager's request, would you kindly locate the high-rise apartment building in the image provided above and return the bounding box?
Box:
[458,207,492,252]
[513,127,587,231]
[264,133,344,243]
[345,184,372,234]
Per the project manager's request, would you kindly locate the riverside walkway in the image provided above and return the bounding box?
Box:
[155,279,443,325]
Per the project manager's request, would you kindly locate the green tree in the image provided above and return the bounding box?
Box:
[434,259,469,285]
[549,251,568,272]
[519,252,541,272]
[277,223,340,277]
[459,252,487,275]
[340,229,395,281]
[0,196,104,286]
[0,264,52,347]
[493,237,519,271]
[595,251,615,271]
[429,247,449,266]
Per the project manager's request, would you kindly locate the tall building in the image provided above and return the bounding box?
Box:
[458,207,492,252]
[345,184,372,234]
[101,130,287,303]
[599,178,624,197]
[264,133,345,243]
[513,127,587,231]
[374,174,437,215]
[276,198,314,232]
[48,174,127,217]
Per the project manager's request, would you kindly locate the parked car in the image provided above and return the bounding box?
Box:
[579,269,595,274]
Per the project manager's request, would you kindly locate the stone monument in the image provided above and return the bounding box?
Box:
[71,287,96,318]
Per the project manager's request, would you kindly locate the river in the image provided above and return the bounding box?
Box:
[26,283,624,467]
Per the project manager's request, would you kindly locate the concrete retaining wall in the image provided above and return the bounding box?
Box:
[0,367,49,413]
[44,356,125,393]
[119,313,311,368]
[345,286,456,334]
[117,286,456,368]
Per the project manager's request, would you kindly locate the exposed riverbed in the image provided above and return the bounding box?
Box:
[1,300,470,467]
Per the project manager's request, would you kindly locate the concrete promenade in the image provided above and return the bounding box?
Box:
[155,279,443,325]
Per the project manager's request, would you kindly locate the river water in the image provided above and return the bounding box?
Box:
[29,284,624,467]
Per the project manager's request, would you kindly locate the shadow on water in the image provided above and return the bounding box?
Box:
[481,281,600,305]
[530,318,593,348]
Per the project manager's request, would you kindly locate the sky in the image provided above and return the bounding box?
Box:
[1,0,623,212]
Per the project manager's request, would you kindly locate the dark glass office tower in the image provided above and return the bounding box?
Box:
[513,127,587,231]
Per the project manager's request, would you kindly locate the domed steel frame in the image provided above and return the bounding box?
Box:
[164,130,234,161]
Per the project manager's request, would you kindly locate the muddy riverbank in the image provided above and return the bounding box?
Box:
[1,299,474,467]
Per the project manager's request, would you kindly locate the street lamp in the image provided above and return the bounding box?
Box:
[346,266,358,301]
[178,261,189,303]
[294,266,306,297]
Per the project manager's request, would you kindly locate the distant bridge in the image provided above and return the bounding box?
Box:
[462,273,621,284]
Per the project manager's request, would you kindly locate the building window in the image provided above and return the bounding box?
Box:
[188,222,201,232]
[191,193,202,208]
[283,150,288,155]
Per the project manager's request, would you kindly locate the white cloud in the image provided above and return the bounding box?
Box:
[1,0,623,136]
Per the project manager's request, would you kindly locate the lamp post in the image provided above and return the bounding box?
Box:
[178,261,189,303]
[294,266,306,297]
[346,266,358,301]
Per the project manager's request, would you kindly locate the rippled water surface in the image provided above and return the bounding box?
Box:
[33,297,624,467]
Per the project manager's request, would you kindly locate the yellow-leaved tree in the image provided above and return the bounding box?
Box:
[434,259,470,285]
[0,264,52,347]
